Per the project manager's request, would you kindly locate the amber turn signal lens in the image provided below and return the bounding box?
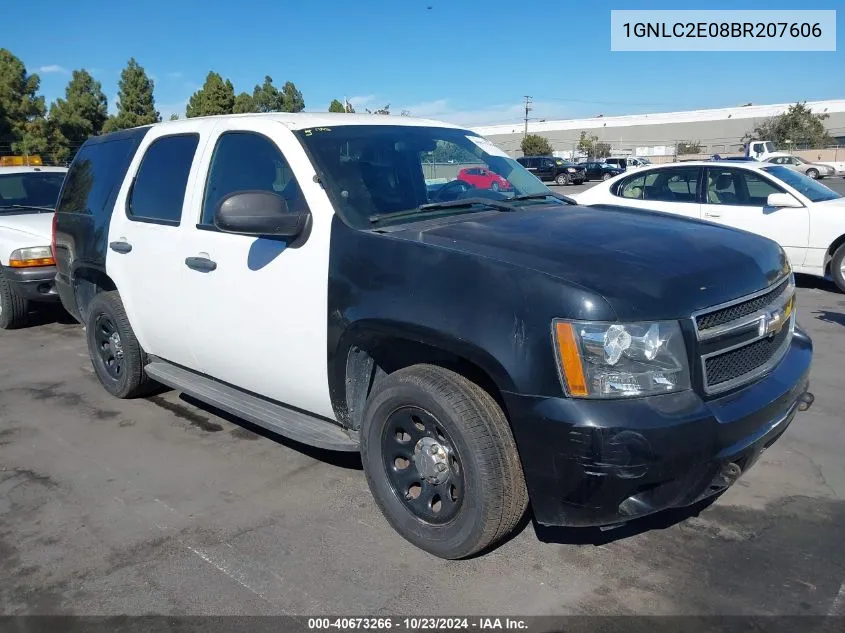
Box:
[554,321,588,397]
[8,257,55,268]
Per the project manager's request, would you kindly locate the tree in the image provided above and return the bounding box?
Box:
[520,134,553,156]
[742,102,833,149]
[186,71,235,118]
[48,69,108,163]
[233,92,256,114]
[0,49,48,156]
[576,131,612,159]
[676,140,702,155]
[365,104,391,115]
[329,99,345,113]
[251,76,305,113]
[102,58,160,133]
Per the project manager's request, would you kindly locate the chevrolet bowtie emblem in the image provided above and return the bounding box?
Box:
[759,296,794,338]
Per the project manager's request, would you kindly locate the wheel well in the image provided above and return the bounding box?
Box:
[825,234,845,272]
[73,267,116,322]
[343,337,508,431]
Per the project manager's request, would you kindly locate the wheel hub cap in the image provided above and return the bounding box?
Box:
[414,436,450,484]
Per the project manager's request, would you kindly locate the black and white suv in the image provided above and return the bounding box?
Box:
[53,114,812,558]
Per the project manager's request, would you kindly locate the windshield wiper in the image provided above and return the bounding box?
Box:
[508,192,577,205]
[0,204,54,212]
[369,197,516,224]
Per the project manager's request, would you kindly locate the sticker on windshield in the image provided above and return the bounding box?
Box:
[466,135,510,158]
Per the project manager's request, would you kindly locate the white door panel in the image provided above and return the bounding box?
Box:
[180,119,335,420]
[107,124,211,370]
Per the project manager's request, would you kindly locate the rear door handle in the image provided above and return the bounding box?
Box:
[109,240,132,254]
[704,212,722,218]
[185,256,217,273]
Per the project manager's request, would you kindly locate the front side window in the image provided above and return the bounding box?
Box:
[706,168,784,206]
[201,132,308,226]
[128,134,199,224]
[0,172,66,213]
[296,125,550,228]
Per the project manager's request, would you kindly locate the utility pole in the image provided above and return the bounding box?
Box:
[523,96,532,137]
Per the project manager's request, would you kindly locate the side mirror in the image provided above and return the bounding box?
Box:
[766,192,803,209]
[214,191,310,238]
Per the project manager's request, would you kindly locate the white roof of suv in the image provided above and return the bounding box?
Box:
[155,112,465,131]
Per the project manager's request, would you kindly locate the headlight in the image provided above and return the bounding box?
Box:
[553,319,690,398]
[8,246,55,268]
[566,167,576,173]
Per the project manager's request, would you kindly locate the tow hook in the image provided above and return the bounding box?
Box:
[798,392,815,412]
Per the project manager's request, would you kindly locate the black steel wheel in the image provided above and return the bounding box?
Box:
[86,291,156,398]
[382,406,464,525]
[361,365,528,559]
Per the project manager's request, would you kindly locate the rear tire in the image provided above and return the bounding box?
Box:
[0,266,29,330]
[361,365,528,559]
[490,181,500,192]
[86,291,156,398]
[555,173,569,186]
[831,244,845,293]
[807,168,820,179]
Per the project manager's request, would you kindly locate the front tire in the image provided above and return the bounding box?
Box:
[601,172,612,181]
[361,365,528,559]
[831,244,845,293]
[86,291,155,398]
[0,266,29,330]
[807,168,820,179]
[490,181,500,192]
[555,173,569,186]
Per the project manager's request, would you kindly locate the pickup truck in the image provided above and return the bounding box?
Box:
[0,166,67,328]
[53,114,813,559]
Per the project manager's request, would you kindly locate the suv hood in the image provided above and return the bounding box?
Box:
[0,211,54,241]
[393,204,788,321]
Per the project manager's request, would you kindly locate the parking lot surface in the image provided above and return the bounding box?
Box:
[2,184,845,616]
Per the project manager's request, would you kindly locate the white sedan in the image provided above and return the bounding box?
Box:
[572,160,845,292]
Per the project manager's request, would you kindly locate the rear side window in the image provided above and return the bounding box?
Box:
[57,137,142,216]
[128,134,199,225]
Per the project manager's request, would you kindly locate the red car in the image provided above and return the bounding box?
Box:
[457,167,512,192]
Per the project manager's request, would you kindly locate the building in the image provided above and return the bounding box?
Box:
[472,99,845,159]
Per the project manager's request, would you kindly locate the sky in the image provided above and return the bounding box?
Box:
[5,0,844,126]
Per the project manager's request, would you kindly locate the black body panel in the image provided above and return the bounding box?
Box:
[326,201,788,413]
[53,127,150,319]
[3,265,59,301]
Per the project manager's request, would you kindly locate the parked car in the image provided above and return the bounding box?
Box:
[457,166,512,191]
[0,165,67,328]
[764,155,835,180]
[573,160,845,292]
[54,115,812,559]
[516,156,585,185]
[605,156,651,171]
[580,161,624,181]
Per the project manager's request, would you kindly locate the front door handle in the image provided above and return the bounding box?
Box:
[704,211,722,218]
[109,240,132,254]
[185,256,217,273]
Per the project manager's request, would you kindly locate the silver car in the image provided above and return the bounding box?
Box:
[765,155,835,179]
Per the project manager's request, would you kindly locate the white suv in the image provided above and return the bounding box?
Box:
[0,166,67,328]
[574,160,845,292]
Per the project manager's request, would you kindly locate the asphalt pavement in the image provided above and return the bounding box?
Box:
[1,183,845,615]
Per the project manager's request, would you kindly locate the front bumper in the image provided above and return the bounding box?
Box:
[3,265,59,302]
[503,327,813,527]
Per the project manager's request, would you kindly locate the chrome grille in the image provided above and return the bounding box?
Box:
[705,325,791,387]
[694,275,795,395]
[696,278,790,332]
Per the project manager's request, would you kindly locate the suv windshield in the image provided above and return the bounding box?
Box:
[296,125,551,227]
[0,171,65,213]
[762,165,842,202]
